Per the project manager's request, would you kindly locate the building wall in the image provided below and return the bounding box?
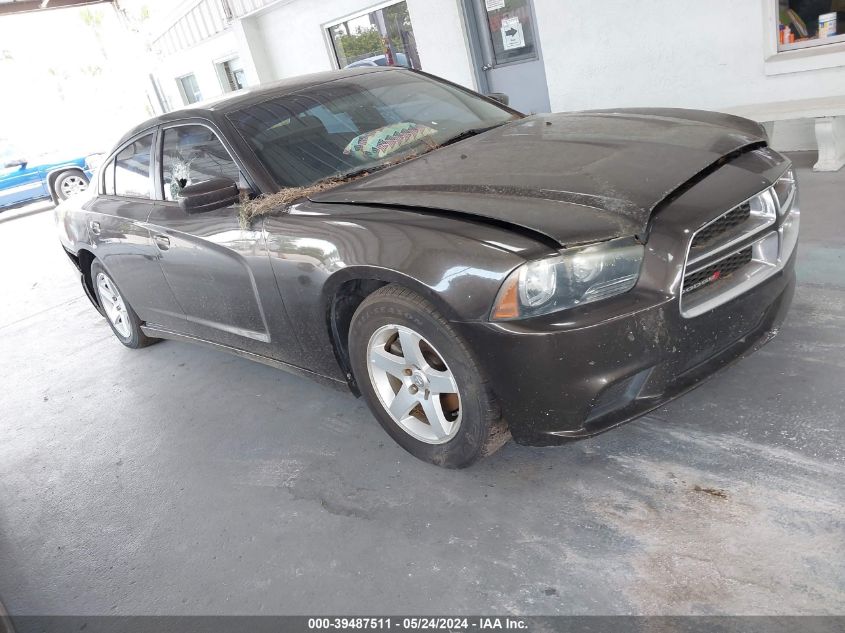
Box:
[532,0,845,113]
[154,30,243,110]
[149,0,842,150]
[245,0,477,90]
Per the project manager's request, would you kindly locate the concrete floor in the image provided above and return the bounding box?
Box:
[0,153,843,616]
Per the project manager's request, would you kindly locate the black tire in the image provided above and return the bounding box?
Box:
[54,170,89,201]
[349,284,509,468]
[90,259,158,349]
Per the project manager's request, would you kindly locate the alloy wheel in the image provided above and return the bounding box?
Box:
[96,272,132,338]
[60,175,87,198]
[366,324,462,444]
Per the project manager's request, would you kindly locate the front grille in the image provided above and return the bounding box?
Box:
[690,202,751,251]
[679,167,798,319]
[683,247,753,295]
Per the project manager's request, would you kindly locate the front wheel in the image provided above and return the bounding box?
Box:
[349,284,509,468]
[90,260,158,349]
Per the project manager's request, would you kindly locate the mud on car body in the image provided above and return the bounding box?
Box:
[55,67,799,467]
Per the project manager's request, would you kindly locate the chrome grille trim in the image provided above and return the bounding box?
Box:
[686,189,777,268]
[680,167,798,319]
[690,202,751,251]
[683,247,753,295]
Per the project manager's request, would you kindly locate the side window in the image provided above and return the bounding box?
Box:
[161,125,241,201]
[114,135,153,198]
[102,160,115,196]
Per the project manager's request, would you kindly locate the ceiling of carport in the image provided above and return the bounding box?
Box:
[0,0,113,17]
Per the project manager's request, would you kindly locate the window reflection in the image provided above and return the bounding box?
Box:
[114,134,153,199]
[328,2,421,70]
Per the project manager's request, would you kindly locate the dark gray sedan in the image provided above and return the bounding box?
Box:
[56,67,799,467]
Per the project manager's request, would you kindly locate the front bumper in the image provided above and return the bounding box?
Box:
[459,147,798,446]
[459,250,795,446]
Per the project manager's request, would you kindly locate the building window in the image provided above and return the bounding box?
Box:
[778,1,845,51]
[327,1,421,70]
[177,73,202,105]
[216,58,247,92]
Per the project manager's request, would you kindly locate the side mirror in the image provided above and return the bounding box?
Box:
[487,92,510,106]
[177,177,240,214]
[4,159,27,169]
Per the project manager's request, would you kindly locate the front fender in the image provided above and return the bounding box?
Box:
[322,265,483,325]
[263,204,545,379]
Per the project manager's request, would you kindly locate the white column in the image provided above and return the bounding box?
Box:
[813,116,845,172]
[231,16,276,86]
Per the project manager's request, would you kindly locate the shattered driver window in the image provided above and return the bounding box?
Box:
[161,125,241,201]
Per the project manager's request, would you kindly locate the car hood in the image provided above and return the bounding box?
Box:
[312,108,767,247]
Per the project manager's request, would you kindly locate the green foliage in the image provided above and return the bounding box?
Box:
[79,7,103,29]
[335,27,384,63]
[382,4,411,33]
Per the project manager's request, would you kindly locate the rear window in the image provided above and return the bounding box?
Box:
[102,160,115,196]
[228,70,516,188]
[114,134,153,198]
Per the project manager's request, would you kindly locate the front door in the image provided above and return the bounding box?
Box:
[0,160,47,207]
[146,122,303,363]
[465,0,551,114]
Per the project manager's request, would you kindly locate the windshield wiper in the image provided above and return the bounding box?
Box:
[438,123,506,148]
[337,162,397,181]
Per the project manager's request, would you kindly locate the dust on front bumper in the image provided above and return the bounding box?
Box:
[458,149,799,446]
[460,249,795,446]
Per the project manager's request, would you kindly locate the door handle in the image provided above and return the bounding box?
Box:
[153,234,171,250]
[89,221,101,235]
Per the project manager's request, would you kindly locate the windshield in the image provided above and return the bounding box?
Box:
[228,70,519,188]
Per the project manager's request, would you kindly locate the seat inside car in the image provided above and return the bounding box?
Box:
[256,113,359,186]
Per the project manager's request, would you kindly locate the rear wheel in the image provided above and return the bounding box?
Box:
[90,260,158,349]
[54,170,88,201]
[349,284,509,468]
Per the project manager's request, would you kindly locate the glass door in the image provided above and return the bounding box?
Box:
[467,0,551,114]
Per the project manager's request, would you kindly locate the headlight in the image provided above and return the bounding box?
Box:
[84,153,104,171]
[492,237,644,320]
[773,167,796,216]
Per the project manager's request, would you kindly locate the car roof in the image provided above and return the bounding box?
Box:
[115,66,400,147]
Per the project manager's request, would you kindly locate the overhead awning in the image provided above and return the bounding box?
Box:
[0,0,113,17]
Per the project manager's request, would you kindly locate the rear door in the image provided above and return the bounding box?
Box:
[86,131,186,331]
[146,121,301,360]
[0,160,48,207]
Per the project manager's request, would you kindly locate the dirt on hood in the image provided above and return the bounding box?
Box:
[238,178,349,229]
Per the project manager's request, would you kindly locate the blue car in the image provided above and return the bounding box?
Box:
[1,141,101,210]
